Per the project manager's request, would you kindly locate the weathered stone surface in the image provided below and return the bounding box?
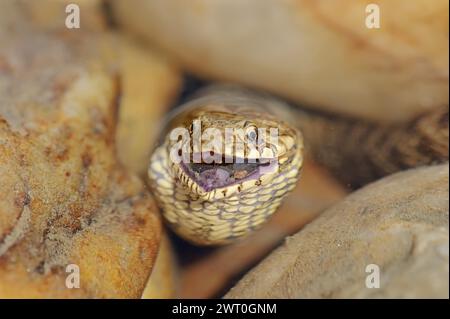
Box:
[112,0,449,122]
[0,12,162,298]
[226,164,449,298]
[115,36,182,176]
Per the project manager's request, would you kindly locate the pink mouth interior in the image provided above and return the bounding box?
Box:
[180,157,276,192]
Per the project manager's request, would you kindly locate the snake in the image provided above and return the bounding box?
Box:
[148,84,449,246]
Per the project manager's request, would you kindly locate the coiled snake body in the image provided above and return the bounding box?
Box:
[148,85,449,245]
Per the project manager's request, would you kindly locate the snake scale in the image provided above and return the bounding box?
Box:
[148,85,449,245]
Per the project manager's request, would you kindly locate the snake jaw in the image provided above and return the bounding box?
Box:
[173,155,279,199]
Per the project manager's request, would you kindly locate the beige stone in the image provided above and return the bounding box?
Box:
[115,36,182,176]
[112,0,449,122]
[226,164,449,298]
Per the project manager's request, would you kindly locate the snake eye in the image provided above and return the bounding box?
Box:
[247,130,257,141]
[246,125,258,142]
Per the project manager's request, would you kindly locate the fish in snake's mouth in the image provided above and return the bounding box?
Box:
[180,157,277,192]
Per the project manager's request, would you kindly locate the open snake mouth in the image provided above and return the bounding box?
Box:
[180,157,277,192]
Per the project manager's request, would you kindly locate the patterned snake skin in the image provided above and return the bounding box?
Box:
[148,85,449,245]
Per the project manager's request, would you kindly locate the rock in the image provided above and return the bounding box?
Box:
[0,0,107,32]
[115,36,182,176]
[225,164,449,298]
[111,0,449,122]
[0,17,161,298]
[142,232,179,298]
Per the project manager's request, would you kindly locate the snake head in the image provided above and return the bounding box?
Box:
[165,102,303,200]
